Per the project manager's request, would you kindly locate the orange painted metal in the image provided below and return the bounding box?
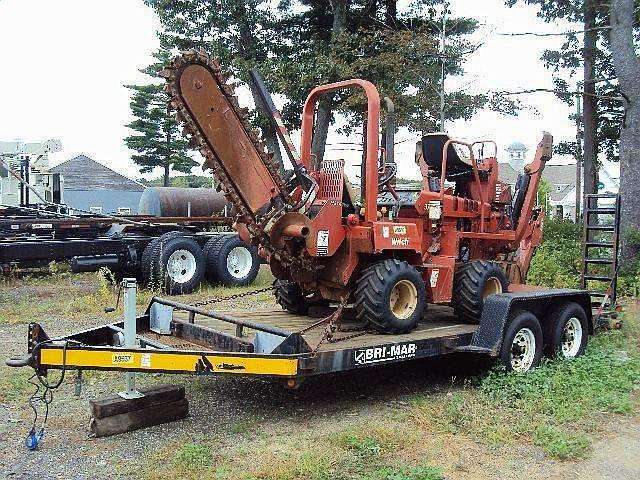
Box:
[300,79,381,223]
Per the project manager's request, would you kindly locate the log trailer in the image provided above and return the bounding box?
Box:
[6,52,599,440]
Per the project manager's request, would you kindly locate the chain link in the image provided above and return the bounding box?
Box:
[189,286,275,309]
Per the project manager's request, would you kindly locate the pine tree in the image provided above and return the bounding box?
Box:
[125,45,196,186]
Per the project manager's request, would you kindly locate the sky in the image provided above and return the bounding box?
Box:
[0,0,612,182]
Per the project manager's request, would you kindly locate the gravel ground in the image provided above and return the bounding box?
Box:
[1,271,638,479]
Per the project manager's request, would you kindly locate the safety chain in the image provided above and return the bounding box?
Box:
[302,300,369,355]
[189,286,275,309]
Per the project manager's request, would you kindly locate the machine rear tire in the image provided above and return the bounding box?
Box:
[274,280,327,315]
[453,260,508,324]
[204,235,260,286]
[355,259,426,334]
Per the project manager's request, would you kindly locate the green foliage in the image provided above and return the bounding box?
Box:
[125,42,197,186]
[411,310,640,459]
[270,1,514,135]
[363,466,444,480]
[505,0,630,161]
[140,174,212,188]
[532,425,590,460]
[528,217,582,288]
[174,443,213,470]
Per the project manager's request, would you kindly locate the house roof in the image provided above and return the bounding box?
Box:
[50,155,145,192]
[550,184,574,202]
[498,162,576,187]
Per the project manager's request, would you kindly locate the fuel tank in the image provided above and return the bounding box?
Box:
[138,187,229,217]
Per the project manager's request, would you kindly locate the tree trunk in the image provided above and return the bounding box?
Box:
[384,0,397,27]
[582,0,599,197]
[163,163,170,187]
[610,0,640,256]
[312,0,350,167]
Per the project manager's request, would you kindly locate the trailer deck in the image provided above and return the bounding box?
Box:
[11,287,593,383]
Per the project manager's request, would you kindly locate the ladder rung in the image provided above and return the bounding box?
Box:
[585,242,614,248]
[586,208,616,214]
[583,275,613,282]
[584,258,613,264]
[589,291,607,297]
[585,193,618,199]
[586,225,615,231]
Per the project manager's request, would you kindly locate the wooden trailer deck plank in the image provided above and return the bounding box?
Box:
[168,305,476,353]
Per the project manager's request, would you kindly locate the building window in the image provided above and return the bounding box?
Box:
[117,207,131,215]
[555,205,564,218]
[89,206,103,214]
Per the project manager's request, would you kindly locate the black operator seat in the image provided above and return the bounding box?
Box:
[421,133,475,179]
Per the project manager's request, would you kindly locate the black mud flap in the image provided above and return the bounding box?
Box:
[455,289,592,356]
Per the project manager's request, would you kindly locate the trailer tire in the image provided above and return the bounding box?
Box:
[274,280,327,315]
[453,260,508,324]
[149,234,205,295]
[544,302,588,359]
[204,235,259,286]
[499,310,543,373]
[355,259,426,334]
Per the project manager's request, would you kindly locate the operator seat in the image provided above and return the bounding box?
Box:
[421,133,474,179]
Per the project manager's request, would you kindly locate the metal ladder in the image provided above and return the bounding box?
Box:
[580,193,621,308]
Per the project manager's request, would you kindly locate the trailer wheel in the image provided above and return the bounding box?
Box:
[453,260,508,324]
[500,310,543,373]
[544,302,588,359]
[148,233,205,295]
[274,280,327,315]
[355,259,426,334]
[204,235,259,286]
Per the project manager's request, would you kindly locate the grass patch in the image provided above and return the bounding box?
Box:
[411,309,640,459]
[532,425,590,460]
[0,366,33,403]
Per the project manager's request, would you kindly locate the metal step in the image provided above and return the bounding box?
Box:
[586,225,615,231]
[583,275,613,282]
[584,258,613,264]
[585,242,614,248]
[586,208,616,214]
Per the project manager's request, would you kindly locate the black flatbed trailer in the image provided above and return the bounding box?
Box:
[10,288,594,382]
[0,214,261,292]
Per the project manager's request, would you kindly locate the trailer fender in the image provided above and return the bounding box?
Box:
[456,289,592,356]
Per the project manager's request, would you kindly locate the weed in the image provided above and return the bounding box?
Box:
[364,465,444,480]
[174,443,213,470]
[532,424,590,460]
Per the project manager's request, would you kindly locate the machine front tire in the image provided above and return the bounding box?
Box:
[355,259,426,334]
[453,260,508,324]
[274,280,327,315]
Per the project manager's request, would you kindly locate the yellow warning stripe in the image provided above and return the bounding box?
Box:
[39,348,298,376]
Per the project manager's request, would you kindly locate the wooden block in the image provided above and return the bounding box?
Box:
[90,384,185,419]
[90,398,189,438]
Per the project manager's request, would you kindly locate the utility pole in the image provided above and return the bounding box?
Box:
[439,2,448,131]
[575,90,583,222]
